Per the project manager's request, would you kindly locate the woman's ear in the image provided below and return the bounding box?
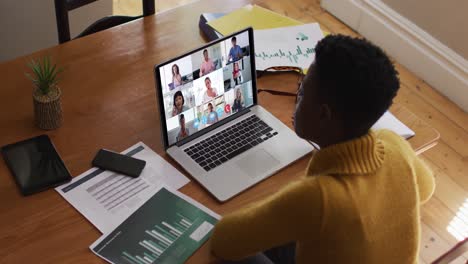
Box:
[319,104,332,120]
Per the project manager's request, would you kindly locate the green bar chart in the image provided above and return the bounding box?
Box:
[91,187,219,264]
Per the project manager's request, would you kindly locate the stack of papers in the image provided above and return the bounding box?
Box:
[56,142,190,234]
[57,142,222,263]
[207,4,302,35]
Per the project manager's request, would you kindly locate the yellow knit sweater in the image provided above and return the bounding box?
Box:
[211,130,435,263]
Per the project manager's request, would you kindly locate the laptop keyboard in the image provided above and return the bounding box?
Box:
[184,115,278,172]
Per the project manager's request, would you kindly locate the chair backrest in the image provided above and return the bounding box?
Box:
[54,0,155,44]
[431,238,468,264]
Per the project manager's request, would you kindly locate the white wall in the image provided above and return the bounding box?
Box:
[321,0,468,112]
[382,0,468,60]
[0,0,112,63]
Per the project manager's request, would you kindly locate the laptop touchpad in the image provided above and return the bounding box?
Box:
[236,149,279,178]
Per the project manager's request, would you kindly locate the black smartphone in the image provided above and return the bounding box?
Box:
[92,149,146,178]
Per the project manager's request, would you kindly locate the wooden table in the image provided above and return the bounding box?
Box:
[0,0,439,263]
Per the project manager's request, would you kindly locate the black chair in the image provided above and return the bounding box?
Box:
[54,0,155,44]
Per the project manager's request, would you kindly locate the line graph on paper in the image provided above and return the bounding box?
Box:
[255,46,316,64]
[253,23,324,70]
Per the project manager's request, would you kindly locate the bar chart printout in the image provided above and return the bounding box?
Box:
[91,187,220,264]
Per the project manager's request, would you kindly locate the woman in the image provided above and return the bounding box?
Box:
[232,88,244,113]
[203,77,218,103]
[206,102,219,124]
[172,91,189,116]
[232,62,243,85]
[172,64,182,89]
[176,114,190,141]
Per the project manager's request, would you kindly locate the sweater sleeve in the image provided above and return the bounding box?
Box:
[210,179,323,260]
[377,129,435,204]
[413,157,435,204]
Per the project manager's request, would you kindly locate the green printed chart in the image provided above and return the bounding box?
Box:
[256,46,316,64]
[91,187,219,264]
[254,23,324,70]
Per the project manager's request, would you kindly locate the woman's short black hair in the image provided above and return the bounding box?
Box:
[173,91,184,106]
[314,34,399,133]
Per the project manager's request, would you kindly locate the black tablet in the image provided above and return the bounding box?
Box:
[1,135,72,196]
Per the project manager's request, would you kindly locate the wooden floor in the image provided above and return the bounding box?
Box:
[114,1,468,263]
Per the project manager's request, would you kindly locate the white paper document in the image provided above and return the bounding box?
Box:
[56,142,190,234]
[254,23,324,71]
[372,111,415,139]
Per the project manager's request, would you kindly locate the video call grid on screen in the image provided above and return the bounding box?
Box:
[158,31,254,146]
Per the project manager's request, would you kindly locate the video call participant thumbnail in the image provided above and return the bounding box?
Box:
[232,88,245,113]
[172,91,189,117]
[200,49,215,77]
[203,77,219,103]
[171,64,183,89]
[176,114,190,141]
[232,62,243,85]
[228,36,243,63]
[206,102,219,125]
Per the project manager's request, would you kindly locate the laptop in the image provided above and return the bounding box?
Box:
[154,28,314,201]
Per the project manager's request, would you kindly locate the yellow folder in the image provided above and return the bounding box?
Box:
[207,4,303,35]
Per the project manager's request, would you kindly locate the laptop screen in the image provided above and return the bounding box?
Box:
[155,28,256,148]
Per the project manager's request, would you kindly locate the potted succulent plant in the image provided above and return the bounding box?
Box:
[26,56,64,130]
